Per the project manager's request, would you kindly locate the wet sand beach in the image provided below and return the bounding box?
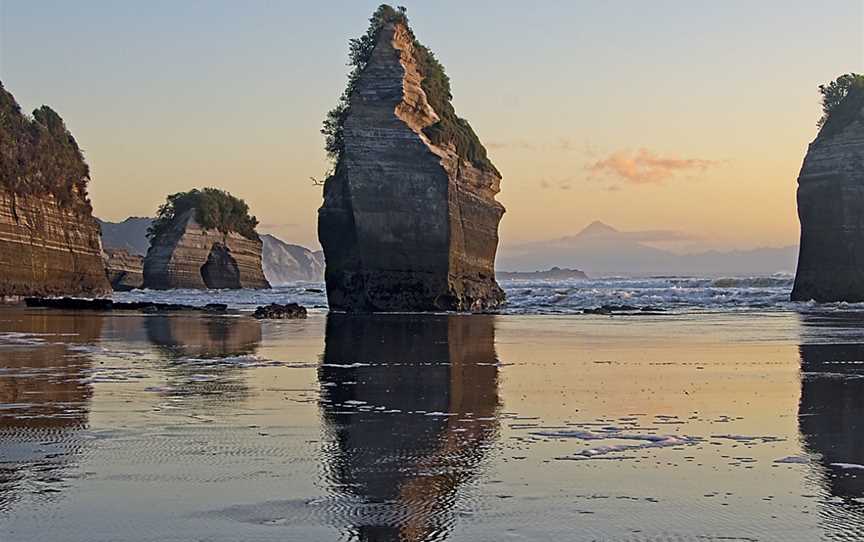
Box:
[1,307,864,540]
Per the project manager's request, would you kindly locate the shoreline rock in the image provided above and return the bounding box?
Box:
[253,303,308,320]
[0,83,111,299]
[792,79,864,302]
[143,209,270,290]
[318,14,505,313]
[25,297,228,313]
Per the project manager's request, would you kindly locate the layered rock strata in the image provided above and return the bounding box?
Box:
[792,92,864,301]
[0,83,110,300]
[0,189,110,300]
[103,248,144,291]
[143,210,269,290]
[318,20,505,312]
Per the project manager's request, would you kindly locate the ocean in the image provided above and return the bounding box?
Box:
[113,273,835,315]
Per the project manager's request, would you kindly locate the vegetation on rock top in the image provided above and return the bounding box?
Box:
[147,188,260,241]
[817,73,864,138]
[322,4,499,175]
[0,81,92,211]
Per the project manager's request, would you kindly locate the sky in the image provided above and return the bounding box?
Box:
[1,0,862,253]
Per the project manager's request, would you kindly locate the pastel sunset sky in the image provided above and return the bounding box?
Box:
[1,0,861,252]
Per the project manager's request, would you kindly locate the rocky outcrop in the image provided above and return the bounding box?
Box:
[143,210,269,290]
[103,248,143,291]
[261,234,325,284]
[792,88,864,301]
[253,302,307,319]
[318,15,505,312]
[0,83,111,300]
[0,189,109,300]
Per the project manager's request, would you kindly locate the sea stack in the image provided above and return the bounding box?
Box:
[318,5,505,312]
[0,82,111,300]
[792,74,864,302]
[143,188,269,290]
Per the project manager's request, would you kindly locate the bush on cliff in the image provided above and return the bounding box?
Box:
[817,73,864,138]
[0,81,91,210]
[322,4,498,175]
[148,188,260,241]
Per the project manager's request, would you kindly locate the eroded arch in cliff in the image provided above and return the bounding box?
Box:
[200,243,241,289]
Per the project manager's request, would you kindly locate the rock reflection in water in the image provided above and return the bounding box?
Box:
[0,311,100,512]
[799,314,864,533]
[144,315,262,404]
[319,314,500,542]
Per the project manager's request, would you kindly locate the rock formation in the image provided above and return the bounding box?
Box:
[103,248,144,291]
[0,82,111,300]
[143,209,269,290]
[261,234,325,284]
[318,6,505,312]
[793,75,864,301]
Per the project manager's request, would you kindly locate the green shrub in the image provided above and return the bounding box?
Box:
[322,4,498,175]
[148,188,260,241]
[0,81,92,211]
[817,73,864,138]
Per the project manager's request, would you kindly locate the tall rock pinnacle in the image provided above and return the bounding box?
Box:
[318,5,505,312]
[793,75,864,302]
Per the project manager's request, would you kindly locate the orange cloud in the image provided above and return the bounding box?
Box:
[587,148,718,184]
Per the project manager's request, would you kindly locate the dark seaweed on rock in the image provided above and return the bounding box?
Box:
[0,81,91,212]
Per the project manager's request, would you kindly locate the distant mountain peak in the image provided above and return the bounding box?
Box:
[578,221,619,237]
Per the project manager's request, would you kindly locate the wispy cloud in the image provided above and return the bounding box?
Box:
[587,148,718,184]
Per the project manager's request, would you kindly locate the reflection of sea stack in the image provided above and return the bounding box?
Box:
[144,315,262,405]
[798,341,864,500]
[319,313,499,541]
[143,188,270,290]
[145,315,261,359]
[318,5,505,312]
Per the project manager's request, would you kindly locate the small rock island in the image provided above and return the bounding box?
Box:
[143,188,270,290]
[793,74,864,302]
[0,81,111,299]
[318,5,505,312]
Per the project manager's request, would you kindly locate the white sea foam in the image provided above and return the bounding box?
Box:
[532,429,696,458]
[104,274,864,315]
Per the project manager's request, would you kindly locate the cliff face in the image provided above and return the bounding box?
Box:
[792,97,864,301]
[318,21,505,312]
[0,84,110,300]
[103,248,144,291]
[143,210,269,290]
[0,188,109,300]
[261,234,324,284]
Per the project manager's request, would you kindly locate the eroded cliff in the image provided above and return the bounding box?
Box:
[318,7,505,312]
[0,82,110,299]
[143,209,269,290]
[792,76,864,301]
